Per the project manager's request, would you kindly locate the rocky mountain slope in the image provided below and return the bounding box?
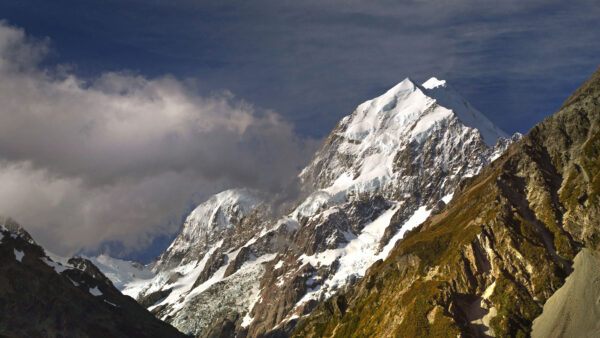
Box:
[0,217,185,337]
[98,77,519,337]
[294,67,600,337]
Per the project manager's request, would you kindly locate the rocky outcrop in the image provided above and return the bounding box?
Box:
[0,218,185,338]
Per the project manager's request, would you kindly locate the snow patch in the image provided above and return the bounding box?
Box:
[379,205,432,259]
[41,257,70,273]
[89,286,103,296]
[87,254,155,290]
[104,299,119,307]
[13,249,24,262]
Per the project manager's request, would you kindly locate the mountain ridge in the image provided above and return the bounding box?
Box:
[293,66,600,337]
[95,76,520,337]
[0,217,186,337]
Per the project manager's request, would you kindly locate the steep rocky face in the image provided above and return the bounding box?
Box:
[109,188,282,336]
[241,78,517,338]
[294,67,600,337]
[97,77,518,337]
[0,218,185,338]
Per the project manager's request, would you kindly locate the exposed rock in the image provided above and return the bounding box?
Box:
[96,77,520,337]
[0,220,185,337]
[294,66,600,337]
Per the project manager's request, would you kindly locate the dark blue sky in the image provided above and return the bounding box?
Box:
[1,0,599,262]
[3,0,599,138]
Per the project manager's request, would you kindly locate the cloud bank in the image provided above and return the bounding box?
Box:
[0,22,316,256]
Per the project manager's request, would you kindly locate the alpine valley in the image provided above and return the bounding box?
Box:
[3,68,600,338]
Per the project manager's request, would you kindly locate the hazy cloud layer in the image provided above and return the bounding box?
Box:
[0,22,316,256]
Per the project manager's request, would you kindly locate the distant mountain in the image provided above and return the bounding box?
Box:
[97,77,519,337]
[294,68,600,337]
[0,217,185,337]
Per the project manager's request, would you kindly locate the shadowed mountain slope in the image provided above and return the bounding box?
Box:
[0,218,186,338]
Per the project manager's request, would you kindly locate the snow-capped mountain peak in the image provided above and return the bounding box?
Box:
[154,188,263,271]
[179,188,261,244]
[95,76,520,337]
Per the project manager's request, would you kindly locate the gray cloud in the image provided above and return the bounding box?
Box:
[0,22,317,256]
[1,0,599,258]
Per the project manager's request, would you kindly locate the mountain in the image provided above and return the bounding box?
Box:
[97,77,519,337]
[294,68,600,337]
[0,217,185,337]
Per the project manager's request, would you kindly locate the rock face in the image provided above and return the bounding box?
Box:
[98,77,519,337]
[294,67,600,337]
[0,217,185,338]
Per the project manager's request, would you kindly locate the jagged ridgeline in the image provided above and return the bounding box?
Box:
[0,218,185,338]
[294,67,600,337]
[98,77,520,337]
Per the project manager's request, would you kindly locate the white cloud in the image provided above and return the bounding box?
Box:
[0,22,316,256]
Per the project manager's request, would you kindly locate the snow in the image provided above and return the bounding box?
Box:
[240,313,254,328]
[89,286,103,296]
[296,77,507,219]
[349,78,423,142]
[104,299,118,307]
[13,249,24,262]
[273,260,284,270]
[296,202,436,309]
[87,254,154,290]
[292,191,335,220]
[422,77,447,89]
[41,257,70,273]
[176,188,261,244]
[161,188,262,266]
[45,251,72,267]
[420,78,507,146]
[163,252,275,324]
[297,205,398,305]
[442,193,454,204]
[146,250,216,311]
[410,105,453,143]
[379,205,432,259]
